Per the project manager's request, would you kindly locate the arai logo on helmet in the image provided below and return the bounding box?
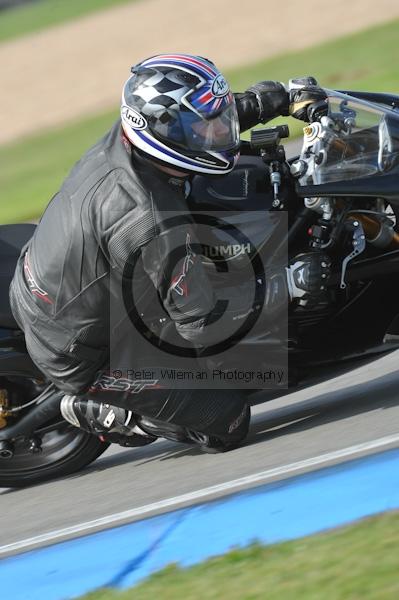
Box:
[211,74,229,98]
[121,105,147,130]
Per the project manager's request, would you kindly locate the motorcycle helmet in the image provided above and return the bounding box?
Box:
[121,54,241,175]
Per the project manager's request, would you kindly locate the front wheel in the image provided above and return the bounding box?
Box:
[0,425,108,488]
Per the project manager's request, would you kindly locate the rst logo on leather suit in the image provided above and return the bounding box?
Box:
[90,374,159,394]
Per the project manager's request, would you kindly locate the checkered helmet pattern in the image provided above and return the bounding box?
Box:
[126,66,198,139]
[121,54,240,175]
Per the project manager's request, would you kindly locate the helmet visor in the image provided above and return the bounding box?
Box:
[148,102,240,153]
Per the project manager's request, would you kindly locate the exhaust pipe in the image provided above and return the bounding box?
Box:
[0,387,63,443]
[350,214,399,250]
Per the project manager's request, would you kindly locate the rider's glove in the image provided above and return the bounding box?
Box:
[246,81,289,122]
[286,252,331,302]
[289,77,327,122]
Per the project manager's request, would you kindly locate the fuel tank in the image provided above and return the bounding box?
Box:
[188,155,286,271]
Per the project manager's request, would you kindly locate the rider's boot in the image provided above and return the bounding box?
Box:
[60,395,156,447]
[60,395,248,452]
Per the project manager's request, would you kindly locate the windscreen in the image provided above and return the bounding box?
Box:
[298,90,399,185]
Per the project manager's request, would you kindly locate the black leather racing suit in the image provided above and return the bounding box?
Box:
[9,92,287,442]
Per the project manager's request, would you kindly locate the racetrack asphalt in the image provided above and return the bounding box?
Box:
[0,348,398,554]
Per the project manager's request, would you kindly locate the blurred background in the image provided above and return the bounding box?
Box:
[1,0,399,223]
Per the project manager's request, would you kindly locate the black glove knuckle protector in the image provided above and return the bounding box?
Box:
[246,80,289,122]
[287,252,331,301]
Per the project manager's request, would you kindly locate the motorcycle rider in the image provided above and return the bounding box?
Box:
[9,54,329,452]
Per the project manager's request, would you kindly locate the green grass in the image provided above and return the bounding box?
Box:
[2,18,399,223]
[0,108,119,223]
[0,0,136,43]
[227,19,399,93]
[79,511,399,600]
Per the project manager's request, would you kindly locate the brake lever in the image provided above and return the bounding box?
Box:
[340,220,366,290]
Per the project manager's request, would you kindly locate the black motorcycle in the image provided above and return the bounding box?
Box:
[1,88,399,487]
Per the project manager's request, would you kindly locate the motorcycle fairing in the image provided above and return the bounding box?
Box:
[189,155,288,271]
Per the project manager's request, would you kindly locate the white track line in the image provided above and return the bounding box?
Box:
[1,433,399,557]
